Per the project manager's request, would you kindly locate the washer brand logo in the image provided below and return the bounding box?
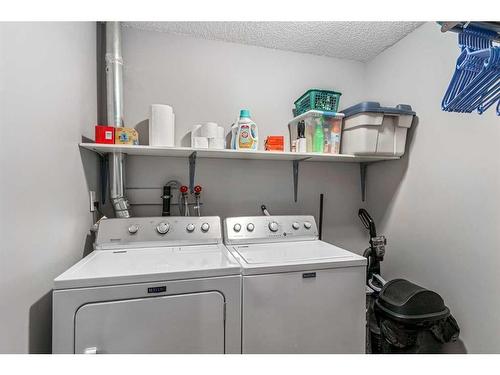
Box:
[302,272,317,279]
[148,286,167,294]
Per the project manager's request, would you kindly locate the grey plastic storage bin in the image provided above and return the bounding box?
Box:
[341,102,415,157]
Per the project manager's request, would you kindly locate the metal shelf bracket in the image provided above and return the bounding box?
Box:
[293,160,299,202]
[292,157,311,202]
[189,151,197,193]
[360,163,367,202]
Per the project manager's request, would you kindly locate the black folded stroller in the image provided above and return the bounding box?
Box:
[359,209,462,354]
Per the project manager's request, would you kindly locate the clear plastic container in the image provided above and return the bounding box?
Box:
[288,110,344,154]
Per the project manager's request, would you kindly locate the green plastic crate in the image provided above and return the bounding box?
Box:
[294,89,342,115]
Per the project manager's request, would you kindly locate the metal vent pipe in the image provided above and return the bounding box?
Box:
[106,21,130,218]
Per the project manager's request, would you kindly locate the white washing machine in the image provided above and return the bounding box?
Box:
[53,216,241,354]
[224,215,367,354]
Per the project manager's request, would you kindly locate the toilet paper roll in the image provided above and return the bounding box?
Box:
[149,104,175,146]
[208,137,225,150]
[190,124,202,147]
[201,122,218,138]
[217,126,225,139]
[193,137,209,149]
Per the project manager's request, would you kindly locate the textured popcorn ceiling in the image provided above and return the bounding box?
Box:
[124,22,424,62]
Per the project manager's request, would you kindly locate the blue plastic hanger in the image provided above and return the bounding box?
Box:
[442,25,499,115]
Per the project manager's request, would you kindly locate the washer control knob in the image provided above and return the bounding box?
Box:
[156,222,170,235]
[292,222,300,230]
[269,221,279,232]
[186,223,196,232]
[201,223,210,232]
[128,224,139,234]
[233,223,242,232]
[247,223,255,232]
[304,221,312,230]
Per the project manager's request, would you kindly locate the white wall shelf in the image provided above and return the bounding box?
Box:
[79,143,399,163]
[80,143,400,203]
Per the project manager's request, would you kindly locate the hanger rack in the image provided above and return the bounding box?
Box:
[439,22,500,41]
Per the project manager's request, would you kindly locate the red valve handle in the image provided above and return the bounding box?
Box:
[194,185,202,194]
[180,185,188,193]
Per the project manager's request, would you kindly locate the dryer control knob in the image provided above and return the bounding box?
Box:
[269,221,279,232]
[247,223,255,232]
[186,223,196,232]
[128,224,139,234]
[233,223,242,232]
[201,223,210,232]
[292,222,300,230]
[304,221,312,230]
[156,222,170,235]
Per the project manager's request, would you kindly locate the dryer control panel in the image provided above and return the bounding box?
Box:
[224,215,318,245]
[95,216,222,250]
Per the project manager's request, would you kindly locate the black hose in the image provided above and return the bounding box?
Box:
[162,185,171,216]
[363,247,372,283]
[318,194,324,240]
[363,247,372,258]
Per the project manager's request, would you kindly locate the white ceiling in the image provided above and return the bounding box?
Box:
[124,22,424,62]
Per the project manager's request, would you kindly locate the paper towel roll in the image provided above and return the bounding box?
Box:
[192,124,202,136]
[201,122,218,138]
[150,104,175,146]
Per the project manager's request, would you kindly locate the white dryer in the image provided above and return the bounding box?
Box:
[53,216,241,354]
[224,215,367,354]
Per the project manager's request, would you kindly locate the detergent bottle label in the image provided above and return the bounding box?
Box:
[238,124,254,148]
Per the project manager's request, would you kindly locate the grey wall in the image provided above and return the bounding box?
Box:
[364,22,500,353]
[2,21,496,354]
[0,22,97,353]
[121,27,370,253]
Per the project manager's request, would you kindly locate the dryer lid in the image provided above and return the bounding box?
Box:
[54,244,240,289]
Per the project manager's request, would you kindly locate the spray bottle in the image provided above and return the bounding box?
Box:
[312,118,324,153]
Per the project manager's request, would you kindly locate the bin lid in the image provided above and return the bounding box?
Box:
[375,279,450,324]
[341,102,416,117]
[288,110,344,125]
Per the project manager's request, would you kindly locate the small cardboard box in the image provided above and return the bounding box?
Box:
[265,136,285,151]
[115,128,139,145]
[95,125,115,144]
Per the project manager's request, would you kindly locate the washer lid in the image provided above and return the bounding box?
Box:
[230,240,366,275]
[54,244,240,289]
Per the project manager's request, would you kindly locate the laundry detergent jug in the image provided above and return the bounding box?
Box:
[235,109,258,150]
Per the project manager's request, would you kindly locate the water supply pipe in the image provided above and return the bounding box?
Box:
[106,21,130,218]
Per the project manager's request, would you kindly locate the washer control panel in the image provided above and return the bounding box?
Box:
[95,216,222,250]
[224,215,318,245]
